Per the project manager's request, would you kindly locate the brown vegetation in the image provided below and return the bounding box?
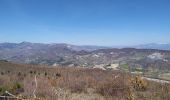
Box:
[0,61,170,100]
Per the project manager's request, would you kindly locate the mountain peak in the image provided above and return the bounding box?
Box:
[20,41,31,44]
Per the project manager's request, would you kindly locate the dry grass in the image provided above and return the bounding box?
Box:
[0,61,170,100]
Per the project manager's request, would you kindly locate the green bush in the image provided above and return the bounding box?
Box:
[45,72,47,76]
[30,70,33,74]
[1,72,4,75]
[13,82,22,89]
[0,82,23,95]
[0,86,9,95]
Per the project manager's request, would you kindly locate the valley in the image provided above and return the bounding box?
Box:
[0,42,170,80]
[0,42,170,99]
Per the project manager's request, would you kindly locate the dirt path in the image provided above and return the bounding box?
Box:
[142,77,170,84]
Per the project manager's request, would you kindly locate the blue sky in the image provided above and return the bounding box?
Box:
[0,0,170,46]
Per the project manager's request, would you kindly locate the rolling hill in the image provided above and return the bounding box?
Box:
[0,42,170,73]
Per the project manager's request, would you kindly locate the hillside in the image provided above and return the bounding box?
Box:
[0,61,170,100]
[1,42,170,81]
[0,42,170,72]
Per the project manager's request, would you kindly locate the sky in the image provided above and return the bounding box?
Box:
[0,0,170,46]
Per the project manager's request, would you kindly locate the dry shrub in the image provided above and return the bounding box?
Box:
[144,81,170,100]
[52,68,129,99]
[0,75,10,85]
[96,75,128,99]
[23,76,57,99]
[2,61,170,100]
[130,76,147,91]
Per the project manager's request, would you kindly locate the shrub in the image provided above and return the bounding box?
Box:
[24,73,26,77]
[1,72,4,75]
[45,72,47,76]
[18,72,21,76]
[130,76,147,91]
[56,73,61,77]
[34,71,36,74]
[29,70,33,74]
[96,81,127,97]
[13,82,22,89]
[0,86,8,95]
[7,70,10,74]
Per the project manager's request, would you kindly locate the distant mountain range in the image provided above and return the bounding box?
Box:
[71,43,170,51]
[134,43,170,51]
[0,42,109,65]
[1,42,170,51]
[0,42,109,51]
[0,42,170,71]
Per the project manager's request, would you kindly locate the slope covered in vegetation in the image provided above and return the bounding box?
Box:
[0,61,170,100]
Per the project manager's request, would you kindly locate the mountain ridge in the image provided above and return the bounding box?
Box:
[1,42,170,51]
[0,42,170,72]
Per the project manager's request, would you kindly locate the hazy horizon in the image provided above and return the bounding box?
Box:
[1,41,170,48]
